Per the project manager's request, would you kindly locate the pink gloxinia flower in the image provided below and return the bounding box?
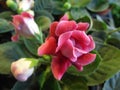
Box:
[38,14,96,80]
[11,12,40,41]
[11,58,34,82]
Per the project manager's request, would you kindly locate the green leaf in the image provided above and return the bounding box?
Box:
[70,8,90,20]
[109,0,120,7]
[42,75,61,90]
[87,0,109,12]
[67,51,101,76]
[85,45,120,86]
[38,66,51,89]
[68,0,91,8]
[11,77,33,90]
[103,72,120,90]
[23,38,40,56]
[107,38,120,49]
[0,42,33,74]
[34,0,53,13]
[62,74,88,90]
[35,16,51,31]
[92,19,107,30]
[0,18,14,33]
[35,10,54,21]
[0,11,13,20]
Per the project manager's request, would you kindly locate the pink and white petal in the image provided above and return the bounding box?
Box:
[56,31,72,52]
[49,22,58,37]
[55,21,77,36]
[77,22,89,31]
[51,56,71,80]
[76,53,96,66]
[60,39,77,62]
[38,37,57,56]
[72,30,90,45]
[11,34,19,42]
[60,14,69,21]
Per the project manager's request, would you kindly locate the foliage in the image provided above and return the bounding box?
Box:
[0,0,120,90]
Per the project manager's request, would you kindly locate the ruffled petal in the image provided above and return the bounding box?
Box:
[55,21,77,36]
[72,30,90,45]
[49,22,58,37]
[60,14,69,21]
[76,53,96,66]
[77,22,89,31]
[81,35,95,52]
[60,39,77,62]
[38,37,57,56]
[51,55,71,80]
[56,31,72,52]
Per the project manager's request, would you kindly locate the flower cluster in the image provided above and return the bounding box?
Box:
[38,14,96,80]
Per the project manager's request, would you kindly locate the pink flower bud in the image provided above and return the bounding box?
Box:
[11,12,40,41]
[11,58,34,82]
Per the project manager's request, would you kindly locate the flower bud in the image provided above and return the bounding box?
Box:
[6,0,18,11]
[17,0,34,12]
[11,12,40,41]
[11,58,34,82]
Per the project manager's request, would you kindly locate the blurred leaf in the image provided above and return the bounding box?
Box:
[0,42,33,74]
[107,38,120,49]
[85,45,120,86]
[103,72,120,90]
[67,51,101,76]
[52,0,66,15]
[109,0,120,7]
[92,19,107,30]
[35,10,54,21]
[68,0,91,8]
[23,38,40,56]
[42,75,61,90]
[34,0,53,13]
[70,8,90,20]
[35,16,51,31]
[0,18,14,33]
[62,74,88,90]
[0,11,13,20]
[38,66,51,89]
[87,0,109,12]
[11,77,32,90]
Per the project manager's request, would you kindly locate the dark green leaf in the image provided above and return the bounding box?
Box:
[62,74,88,90]
[35,16,51,31]
[85,45,120,86]
[68,0,91,8]
[42,75,61,90]
[34,0,53,13]
[70,8,90,20]
[0,11,13,20]
[67,51,101,76]
[0,18,14,33]
[87,0,109,12]
[11,77,33,90]
[0,42,33,74]
[23,38,40,56]
[103,72,120,90]
[35,10,54,21]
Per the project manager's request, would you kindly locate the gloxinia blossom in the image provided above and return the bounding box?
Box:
[11,12,40,41]
[38,14,96,80]
[11,58,34,82]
